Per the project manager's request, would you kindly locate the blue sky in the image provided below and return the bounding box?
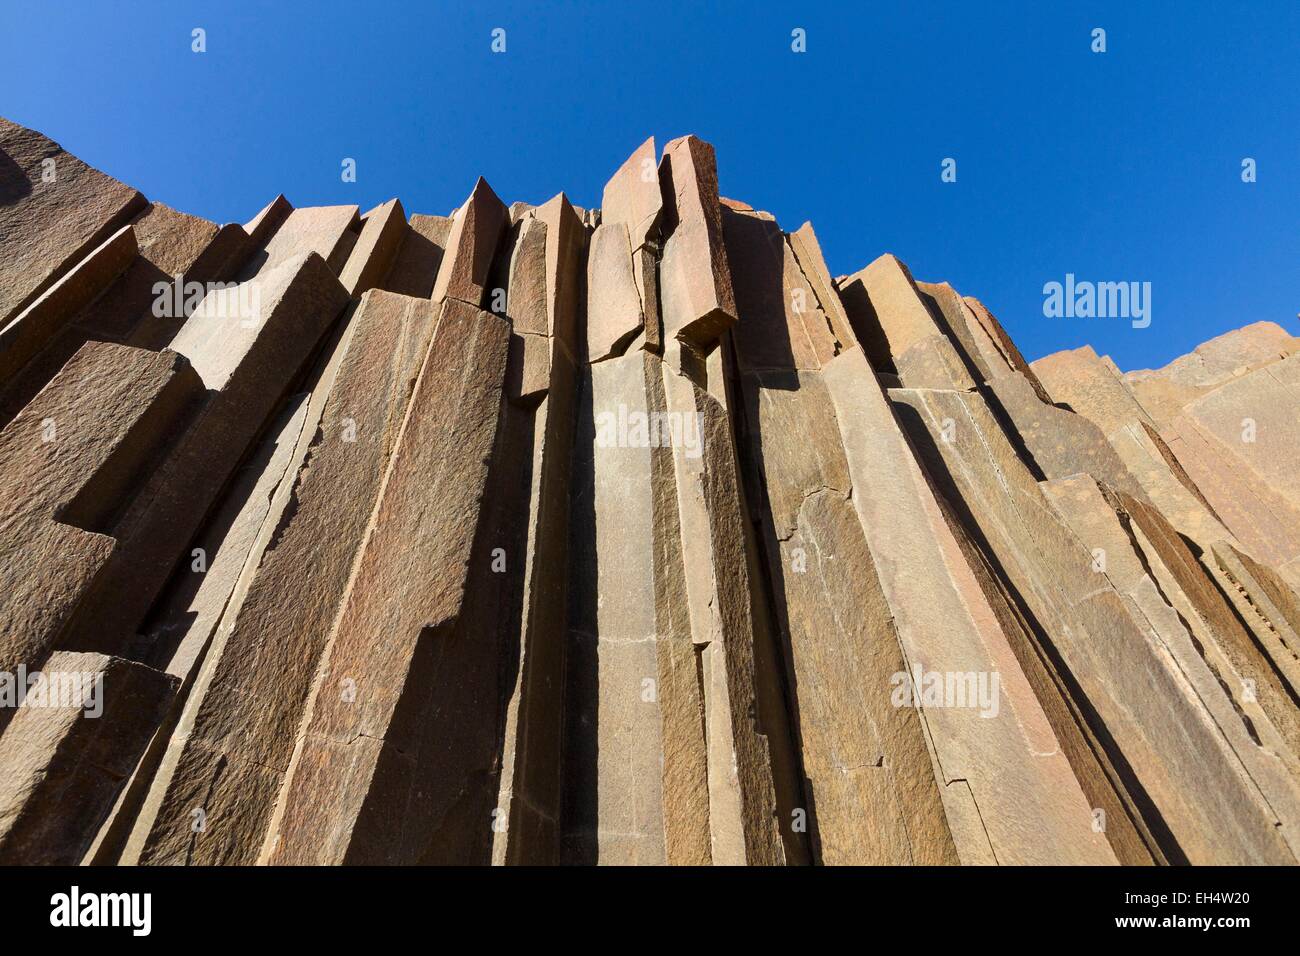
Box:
[2,1,1296,370]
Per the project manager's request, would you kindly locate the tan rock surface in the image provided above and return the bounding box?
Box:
[0,651,177,864]
[264,297,509,865]
[0,117,146,327]
[658,136,736,349]
[3,114,1298,868]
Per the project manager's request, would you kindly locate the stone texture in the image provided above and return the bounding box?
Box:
[430,177,509,308]
[658,136,736,349]
[238,204,359,281]
[0,117,146,327]
[0,223,137,388]
[0,651,177,864]
[124,290,438,865]
[0,342,201,692]
[2,114,1298,869]
[55,251,350,657]
[382,213,451,298]
[586,222,643,361]
[264,297,510,865]
[601,136,662,249]
[339,198,407,296]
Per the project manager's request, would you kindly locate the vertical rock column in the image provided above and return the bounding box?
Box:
[491,193,587,864]
[121,289,438,865]
[562,136,786,864]
[721,208,960,865]
[263,296,511,864]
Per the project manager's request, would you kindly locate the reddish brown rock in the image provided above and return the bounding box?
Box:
[264,297,510,865]
[838,254,976,390]
[3,114,1298,870]
[430,177,509,307]
[339,198,407,296]
[238,204,359,281]
[0,223,137,388]
[658,136,737,350]
[55,252,349,656]
[0,651,177,864]
[586,222,644,361]
[382,213,452,298]
[0,342,201,687]
[125,290,438,865]
[0,117,146,327]
[601,136,662,249]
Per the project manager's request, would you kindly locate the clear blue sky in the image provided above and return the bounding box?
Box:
[2,1,1296,370]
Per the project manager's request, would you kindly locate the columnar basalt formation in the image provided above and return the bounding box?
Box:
[2,115,1299,865]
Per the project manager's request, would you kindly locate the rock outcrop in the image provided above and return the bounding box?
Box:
[2,115,1298,865]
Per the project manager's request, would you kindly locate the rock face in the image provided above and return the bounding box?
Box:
[1,116,1299,866]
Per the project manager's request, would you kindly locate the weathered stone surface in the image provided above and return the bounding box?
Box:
[381,213,451,298]
[0,202,235,424]
[430,177,509,307]
[56,252,349,656]
[506,216,549,337]
[658,136,736,349]
[5,114,1299,869]
[788,222,854,350]
[507,194,586,402]
[0,117,146,327]
[243,195,291,246]
[0,651,177,864]
[1169,355,1300,515]
[0,223,137,388]
[1124,321,1300,426]
[125,290,437,865]
[839,254,976,389]
[731,367,958,861]
[0,342,201,689]
[892,385,1297,863]
[563,351,667,864]
[985,370,1145,497]
[493,334,579,865]
[238,205,359,281]
[722,207,838,372]
[586,222,643,361]
[601,136,662,248]
[339,198,407,296]
[143,395,313,679]
[656,359,785,864]
[264,297,509,865]
[823,348,1118,865]
[1041,476,1300,862]
[1030,344,1244,558]
[1211,541,1300,699]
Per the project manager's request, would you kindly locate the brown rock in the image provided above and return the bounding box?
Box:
[838,254,976,389]
[126,290,438,865]
[339,198,407,295]
[0,651,177,864]
[601,136,662,248]
[823,348,1119,865]
[381,212,452,298]
[0,223,137,388]
[586,222,644,361]
[0,117,146,327]
[0,342,201,687]
[56,252,349,656]
[658,136,736,349]
[430,177,509,307]
[264,297,510,864]
[238,205,359,281]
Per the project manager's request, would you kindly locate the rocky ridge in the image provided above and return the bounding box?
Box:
[2,116,1298,865]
